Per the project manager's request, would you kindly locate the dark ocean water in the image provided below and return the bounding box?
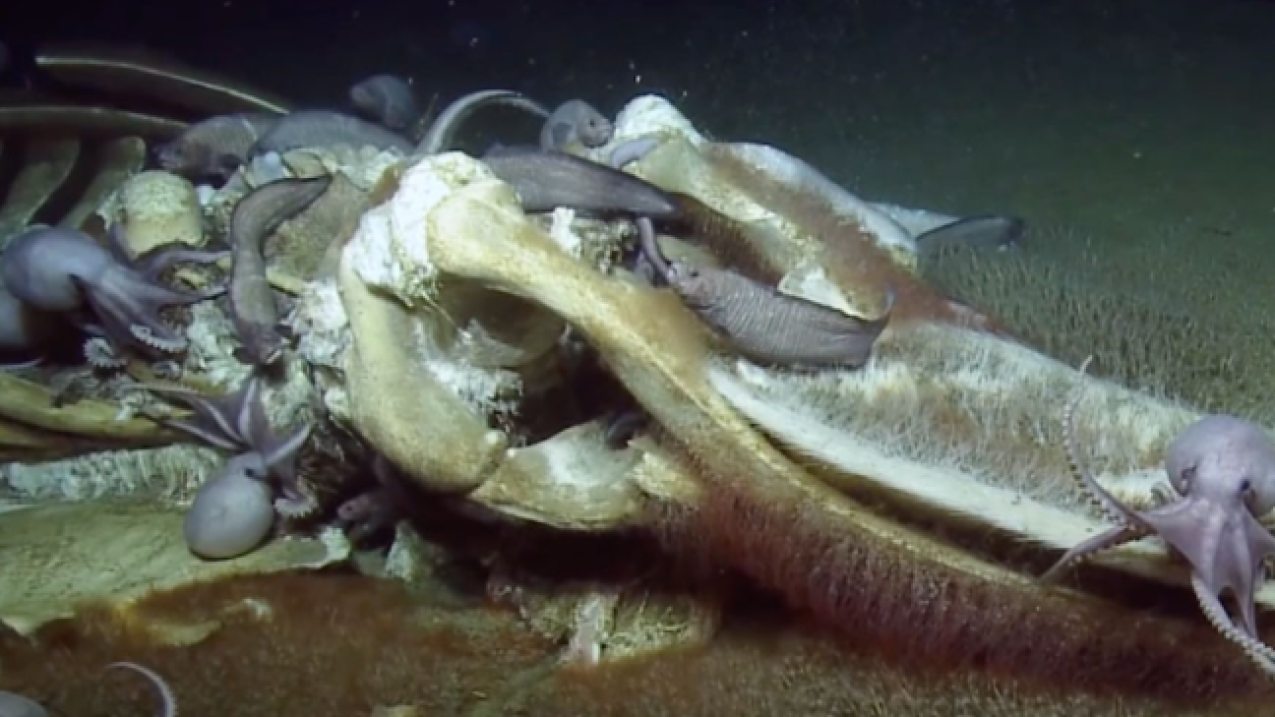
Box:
[5,0,1275,213]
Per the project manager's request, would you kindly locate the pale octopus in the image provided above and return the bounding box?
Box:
[1045,359,1275,674]
[0,225,225,366]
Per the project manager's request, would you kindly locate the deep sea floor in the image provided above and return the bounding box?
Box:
[0,569,1252,717]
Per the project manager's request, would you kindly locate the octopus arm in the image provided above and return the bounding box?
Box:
[1239,510,1275,636]
[1039,523,1148,582]
[139,381,256,450]
[1191,573,1275,674]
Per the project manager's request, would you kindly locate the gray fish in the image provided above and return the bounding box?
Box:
[156,113,278,181]
[482,145,679,218]
[228,176,331,367]
[540,99,613,151]
[638,218,892,368]
[252,110,412,156]
[349,74,420,131]
[917,215,1025,255]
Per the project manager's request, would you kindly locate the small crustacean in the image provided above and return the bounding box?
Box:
[136,374,313,559]
[0,224,226,367]
[1044,357,1275,674]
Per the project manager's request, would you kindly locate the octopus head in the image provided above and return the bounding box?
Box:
[183,452,276,560]
[1045,366,1275,672]
[1165,415,1275,516]
[0,226,220,360]
[1136,415,1275,642]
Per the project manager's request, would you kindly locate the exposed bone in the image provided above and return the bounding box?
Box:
[0,137,81,249]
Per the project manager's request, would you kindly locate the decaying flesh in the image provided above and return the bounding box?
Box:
[395,169,1275,698]
[228,176,332,367]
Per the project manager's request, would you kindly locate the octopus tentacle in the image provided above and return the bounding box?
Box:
[1064,356,1148,528]
[83,336,126,370]
[136,246,231,284]
[104,223,135,265]
[233,375,263,440]
[1039,523,1149,583]
[75,275,183,357]
[116,267,224,307]
[273,481,319,520]
[134,382,252,450]
[1191,573,1275,675]
[1138,498,1229,588]
[138,374,310,489]
[109,223,230,283]
[609,136,663,169]
[84,262,220,357]
[131,324,188,353]
[102,662,177,717]
[258,422,312,487]
[1238,510,1275,637]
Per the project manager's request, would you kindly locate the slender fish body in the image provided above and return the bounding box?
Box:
[638,217,891,368]
[482,145,679,218]
[252,110,413,155]
[156,113,278,181]
[228,176,331,366]
[916,214,1025,255]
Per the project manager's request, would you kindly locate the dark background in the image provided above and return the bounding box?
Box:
[5,0,1275,215]
[10,0,1266,140]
